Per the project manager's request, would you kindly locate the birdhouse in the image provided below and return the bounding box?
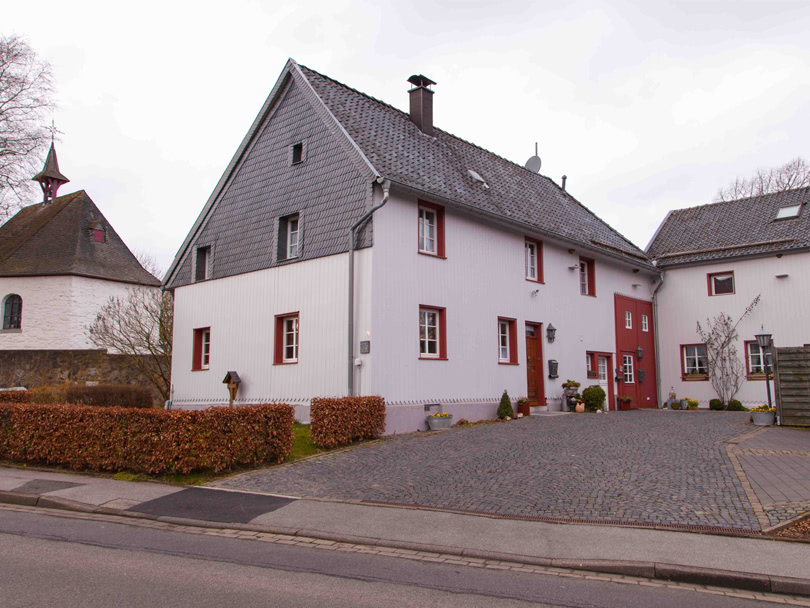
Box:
[222,371,241,408]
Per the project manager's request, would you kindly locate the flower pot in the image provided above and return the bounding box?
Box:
[752,411,775,426]
[680,399,688,410]
[668,400,681,410]
[426,415,453,430]
[618,399,632,411]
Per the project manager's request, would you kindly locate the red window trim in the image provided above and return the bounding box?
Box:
[707,270,735,296]
[192,327,210,371]
[274,312,300,365]
[524,238,544,283]
[497,316,518,365]
[586,351,599,378]
[417,200,446,259]
[579,256,596,297]
[744,339,773,380]
[680,343,709,381]
[419,305,447,360]
[93,229,105,243]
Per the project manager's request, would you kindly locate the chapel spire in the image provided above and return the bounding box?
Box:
[32,140,70,204]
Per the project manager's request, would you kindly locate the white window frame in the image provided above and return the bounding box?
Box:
[282,315,299,363]
[747,342,772,375]
[776,204,801,219]
[420,309,440,358]
[623,354,634,383]
[418,207,437,255]
[580,261,589,295]
[625,311,632,329]
[598,356,608,382]
[683,345,708,375]
[710,273,734,295]
[525,241,537,280]
[586,353,593,374]
[287,217,300,259]
[641,314,649,332]
[201,329,211,370]
[499,320,510,362]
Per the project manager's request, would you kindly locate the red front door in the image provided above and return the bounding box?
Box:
[615,295,657,409]
[524,323,545,413]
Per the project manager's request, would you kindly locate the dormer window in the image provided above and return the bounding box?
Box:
[291,142,304,165]
[775,204,801,220]
[92,229,105,243]
[278,214,300,261]
[195,246,211,282]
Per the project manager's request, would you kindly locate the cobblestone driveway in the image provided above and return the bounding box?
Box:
[217,411,766,530]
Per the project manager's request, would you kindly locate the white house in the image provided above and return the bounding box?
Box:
[647,187,810,408]
[165,60,660,432]
[0,144,161,388]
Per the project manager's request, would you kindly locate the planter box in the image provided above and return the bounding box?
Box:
[752,411,775,426]
[427,415,453,430]
[618,400,632,410]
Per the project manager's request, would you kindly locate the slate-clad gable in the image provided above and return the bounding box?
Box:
[0,190,160,286]
[647,187,810,267]
[167,76,370,289]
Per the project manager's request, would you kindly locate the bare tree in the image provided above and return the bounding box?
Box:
[715,157,810,202]
[696,296,760,405]
[0,35,55,221]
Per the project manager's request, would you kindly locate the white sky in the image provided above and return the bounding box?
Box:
[6,0,810,274]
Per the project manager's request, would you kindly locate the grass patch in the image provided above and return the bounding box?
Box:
[289,422,319,462]
[113,471,148,482]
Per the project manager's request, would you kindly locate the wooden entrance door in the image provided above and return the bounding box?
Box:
[525,323,544,414]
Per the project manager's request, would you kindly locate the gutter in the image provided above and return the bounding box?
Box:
[651,266,665,407]
[348,178,391,396]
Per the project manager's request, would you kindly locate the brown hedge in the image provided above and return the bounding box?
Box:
[65,384,154,409]
[0,403,294,474]
[310,396,385,449]
[0,391,29,404]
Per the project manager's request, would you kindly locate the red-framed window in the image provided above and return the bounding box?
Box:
[497,317,518,364]
[680,343,708,380]
[745,340,773,379]
[93,229,105,243]
[192,327,211,371]
[417,200,446,258]
[274,313,299,364]
[525,238,543,283]
[419,306,447,360]
[579,257,596,296]
[586,352,599,378]
[707,271,735,296]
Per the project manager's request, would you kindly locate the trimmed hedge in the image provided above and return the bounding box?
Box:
[0,403,294,474]
[0,390,29,404]
[310,396,385,449]
[709,399,724,411]
[65,384,154,409]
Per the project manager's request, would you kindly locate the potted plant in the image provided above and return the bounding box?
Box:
[617,395,632,410]
[751,405,775,426]
[686,398,699,410]
[426,411,453,430]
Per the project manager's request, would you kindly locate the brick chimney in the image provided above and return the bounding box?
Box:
[408,75,436,136]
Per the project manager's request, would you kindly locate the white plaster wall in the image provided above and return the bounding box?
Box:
[368,192,657,419]
[0,276,135,350]
[656,251,810,407]
[170,250,371,414]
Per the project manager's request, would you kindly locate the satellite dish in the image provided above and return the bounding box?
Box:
[525,155,542,173]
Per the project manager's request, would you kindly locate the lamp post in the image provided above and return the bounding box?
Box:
[754,326,774,414]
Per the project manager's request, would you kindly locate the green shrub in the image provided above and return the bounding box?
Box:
[0,403,294,474]
[709,399,724,411]
[582,385,606,412]
[727,400,748,412]
[65,384,154,409]
[497,390,514,419]
[310,396,386,449]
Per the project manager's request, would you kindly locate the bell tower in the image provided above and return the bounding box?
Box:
[32,140,70,204]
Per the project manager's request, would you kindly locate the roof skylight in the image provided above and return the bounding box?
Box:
[776,204,801,220]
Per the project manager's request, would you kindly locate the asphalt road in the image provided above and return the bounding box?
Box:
[0,508,775,607]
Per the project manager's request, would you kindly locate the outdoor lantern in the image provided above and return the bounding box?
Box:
[636,345,644,360]
[546,324,556,343]
[754,326,775,415]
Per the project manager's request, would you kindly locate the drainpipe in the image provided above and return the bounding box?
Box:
[348,177,391,396]
[652,267,665,408]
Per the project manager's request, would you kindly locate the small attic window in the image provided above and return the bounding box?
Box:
[291,142,304,165]
[775,204,801,220]
[93,229,105,243]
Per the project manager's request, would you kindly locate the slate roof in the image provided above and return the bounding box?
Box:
[646,187,810,267]
[0,190,161,286]
[297,64,650,267]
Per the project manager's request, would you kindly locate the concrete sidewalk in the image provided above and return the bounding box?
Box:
[2,465,810,597]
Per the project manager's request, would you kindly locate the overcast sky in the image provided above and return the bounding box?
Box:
[6,0,810,274]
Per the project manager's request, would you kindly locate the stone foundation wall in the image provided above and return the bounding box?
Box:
[0,349,162,403]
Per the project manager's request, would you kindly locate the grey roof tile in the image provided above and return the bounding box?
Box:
[646,187,810,267]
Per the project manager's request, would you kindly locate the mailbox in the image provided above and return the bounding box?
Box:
[222,371,241,408]
[548,359,559,379]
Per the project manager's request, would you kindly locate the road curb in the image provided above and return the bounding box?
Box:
[3,493,810,598]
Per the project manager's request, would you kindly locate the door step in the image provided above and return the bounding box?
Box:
[530,405,548,415]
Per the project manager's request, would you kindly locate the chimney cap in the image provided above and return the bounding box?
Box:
[408,74,436,89]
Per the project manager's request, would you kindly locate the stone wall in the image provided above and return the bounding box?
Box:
[0,349,162,403]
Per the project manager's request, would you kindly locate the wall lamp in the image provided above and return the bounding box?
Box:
[546,324,556,343]
[636,346,643,360]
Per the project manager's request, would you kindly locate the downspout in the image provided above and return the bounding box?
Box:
[348,177,391,396]
[652,266,665,408]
